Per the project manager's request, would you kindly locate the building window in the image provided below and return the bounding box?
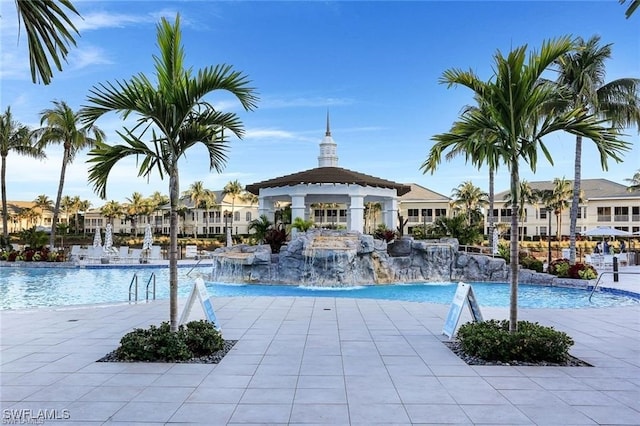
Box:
[314,210,324,220]
[434,208,446,217]
[246,212,252,222]
[633,206,640,222]
[214,211,221,223]
[540,226,548,236]
[614,206,629,221]
[421,209,433,222]
[540,208,547,219]
[407,209,419,219]
[597,207,611,222]
[234,211,240,222]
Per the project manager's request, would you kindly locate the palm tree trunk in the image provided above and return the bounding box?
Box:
[1,155,8,240]
[509,163,520,333]
[488,166,495,251]
[569,135,582,264]
[169,170,179,332]
[49,147,69,248]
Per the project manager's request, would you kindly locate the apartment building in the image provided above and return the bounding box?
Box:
[489,179,640,239]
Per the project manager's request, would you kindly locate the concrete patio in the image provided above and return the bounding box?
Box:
[1,270,638,425]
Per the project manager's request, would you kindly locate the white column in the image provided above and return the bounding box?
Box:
[258,196,275,223]
[348,195,365,232]
[384,198,398,231]
[291,195,306,236]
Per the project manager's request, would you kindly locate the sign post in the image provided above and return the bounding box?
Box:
[179,278,220,331]
[442,282,483,338]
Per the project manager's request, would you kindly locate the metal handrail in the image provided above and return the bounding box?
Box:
[588,271,640,302]
[187,258,204,276]
[145,273,156,301]
[128,273,138,302]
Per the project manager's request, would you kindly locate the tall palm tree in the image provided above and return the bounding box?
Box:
[451,181,488,227]
[503,180,535,242]
[150,191,170,234]
[421,98,502,253]
[125,191,147,236]
[183,181,209,238]
[13,0,81,84]
[424,37,627,332]
[626,169,640,192]
[82,15,258,331]
[223,180,243,235]
[38,100,104,248]
[78,198,91,235]
[553,36,640,264]
[200,191,218,237]
[1,107,45,240]
[33,194,53,226]
[548,177,573,240]
[100,200,122,225]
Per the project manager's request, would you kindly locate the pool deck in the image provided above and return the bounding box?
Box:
[1,266,638,424]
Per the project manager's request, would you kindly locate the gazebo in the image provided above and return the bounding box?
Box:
[246,115,410,233]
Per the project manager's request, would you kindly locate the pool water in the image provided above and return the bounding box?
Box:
[0,266,637,310]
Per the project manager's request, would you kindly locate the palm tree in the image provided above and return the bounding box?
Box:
[553,35,640,264]
[183,181,209,238]
[38,100,104,248]
[626,169,640,192]
[82,15,258,331]
[13,0,81,84]
[423,37,627,332]
[223,180,243,235]
[100,200,123,225]
[150,191,170,234]
[364,202,382,233]
[503,180,535,242]
[451,181,488,227]
[33,194,53,226]
[620,0,639,18]
[200,190,218,237]
[421,98,502,254]
[78,198,91,235]
[548,177,573,240]
[1,107,45,240]
[248,214,272,243]
[125,191,147,236]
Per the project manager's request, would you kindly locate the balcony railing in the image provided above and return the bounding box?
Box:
[614,215,629,221]
[597,215,612,222]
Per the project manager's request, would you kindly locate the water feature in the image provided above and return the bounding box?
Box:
[211,229,505,286]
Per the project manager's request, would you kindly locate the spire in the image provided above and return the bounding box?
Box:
[325,110,331,136]
[318,112,338,167]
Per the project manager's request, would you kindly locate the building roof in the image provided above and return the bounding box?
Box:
[400,183,451,202]
[246,167,412,196]
[494,178,638,201]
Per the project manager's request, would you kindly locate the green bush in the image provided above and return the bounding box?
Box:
[115,320,223,362]
[457,319,574,363]
[520,256,543,273]
[549,258,570,277]
[569,262,597,280]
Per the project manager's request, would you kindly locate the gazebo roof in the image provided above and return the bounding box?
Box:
[246,166,412,196]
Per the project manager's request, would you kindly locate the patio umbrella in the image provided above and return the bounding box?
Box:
[142,224,153,250]
[93,227,102,248]
[581,226,631,237]
[104,224,113,252]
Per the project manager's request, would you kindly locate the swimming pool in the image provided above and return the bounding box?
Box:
[0,266,637,310]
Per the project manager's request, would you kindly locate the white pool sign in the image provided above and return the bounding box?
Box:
[442,282,483,338]
[179,278,220,331]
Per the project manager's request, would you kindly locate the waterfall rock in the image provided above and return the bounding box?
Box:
[210,230,509,286]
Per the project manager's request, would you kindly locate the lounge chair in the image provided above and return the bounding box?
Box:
[127,248,143,264]
[185,245,198,259]
[68,245,84,262]
[86,246,104,263]
[117,246,130,263]
[148,245,162,262]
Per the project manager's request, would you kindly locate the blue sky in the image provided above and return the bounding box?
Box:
[1,1,638,207]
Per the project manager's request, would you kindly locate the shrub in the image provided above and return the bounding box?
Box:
[457,320,574,363]
[520,256,543,273]
[115,320,223,362]
[549,258,570,277]
[570,262,597,280]
[374,225,396,242]
[264,226,288,253]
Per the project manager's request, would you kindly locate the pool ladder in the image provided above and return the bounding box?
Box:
[588,271,640,302]
[128,273,156,302]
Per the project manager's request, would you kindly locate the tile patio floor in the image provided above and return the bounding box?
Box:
[1,268,638,425]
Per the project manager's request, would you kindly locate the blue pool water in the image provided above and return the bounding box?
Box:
[0,266,637,310]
